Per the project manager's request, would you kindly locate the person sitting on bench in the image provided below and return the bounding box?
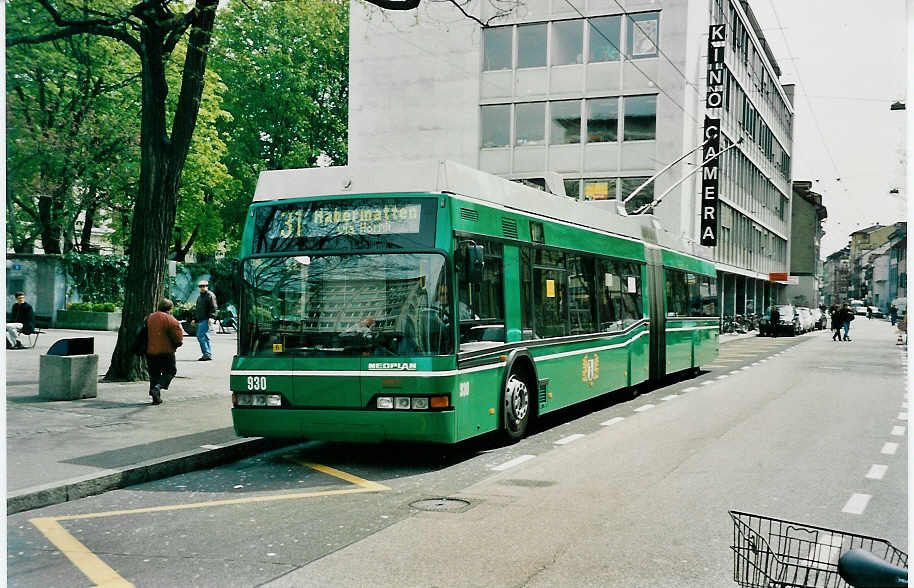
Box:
[6,292,35,349]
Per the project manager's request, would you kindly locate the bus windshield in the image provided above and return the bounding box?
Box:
[240,254,453,357]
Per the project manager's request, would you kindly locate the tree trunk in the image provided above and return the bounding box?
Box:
[37,195,62,254]
[80,196,98,252]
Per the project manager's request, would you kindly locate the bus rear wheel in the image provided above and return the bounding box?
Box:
[502,372,531,442]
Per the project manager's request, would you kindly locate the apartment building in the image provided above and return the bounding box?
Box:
[348,0,794,316]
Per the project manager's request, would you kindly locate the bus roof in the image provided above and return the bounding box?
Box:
[254,160,710,264]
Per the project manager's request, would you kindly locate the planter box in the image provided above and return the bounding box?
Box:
[55,309,121,331]
[39,354,98,400]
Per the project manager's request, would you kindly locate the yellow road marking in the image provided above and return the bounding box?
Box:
[30,462,389,585]
[30,517,133,587]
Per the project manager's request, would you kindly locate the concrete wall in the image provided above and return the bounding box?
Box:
[6,255,67,326]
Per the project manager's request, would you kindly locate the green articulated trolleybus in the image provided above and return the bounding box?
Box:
[231,160,719,444]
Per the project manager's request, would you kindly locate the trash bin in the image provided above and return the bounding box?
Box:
[39,337,98,400]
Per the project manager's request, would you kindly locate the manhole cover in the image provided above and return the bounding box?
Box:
[409,497,471,512]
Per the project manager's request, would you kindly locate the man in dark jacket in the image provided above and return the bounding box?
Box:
[769,306,780,337]
[840,303,854,341]
[6,292,35,349]
[146,298,184,405]
[194,280,218,361]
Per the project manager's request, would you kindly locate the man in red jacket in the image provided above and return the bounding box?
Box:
[146,299,184,405]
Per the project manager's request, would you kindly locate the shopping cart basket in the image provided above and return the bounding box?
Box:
[730,510,907,587]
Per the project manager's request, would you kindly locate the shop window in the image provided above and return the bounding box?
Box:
[588,15,621,62]
[483,27,512,71]
[564,179,581,199]
[550,100,582,144]
[626,12,659,59]
[623,95,656,141]
[587,98,618,143]
[515,102,545,146]
[481,104,511,148]
[552,20,583,65]
[621,177,652,213]
[517,23,547,68]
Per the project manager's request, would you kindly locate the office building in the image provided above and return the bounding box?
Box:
[349,0,794,315]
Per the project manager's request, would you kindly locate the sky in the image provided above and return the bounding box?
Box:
[746,0,907,258]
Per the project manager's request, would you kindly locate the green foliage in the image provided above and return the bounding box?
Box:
[68,302,117,312]
[211,0,349,244]
[62,252,128,305]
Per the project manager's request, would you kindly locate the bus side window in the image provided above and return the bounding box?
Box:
[568,254,596,334]
[598,258,622,332]
[665,269,688,317]
[534,249,567,338]
[520,247,536,340]
[687,273,702,316]
[621,262,643,327]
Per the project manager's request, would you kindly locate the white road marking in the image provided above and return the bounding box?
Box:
[716,375,729,380]
[881,442,899,455]
[738,367,750,371]
[842,493,871,515]
[634,404,656,412]
[682,386,699,392]
[600,417,625,427]
[729,371,740,375]
[701,381,715,386]
[751,362,760,366]
[891,426,905,436]
[554,434,586,445]
[661,395,678,401]
[903,402,908,409]
[865,464,888,480]
[200,444,221,450]
[491,455,536,471]
[898,413,908,421]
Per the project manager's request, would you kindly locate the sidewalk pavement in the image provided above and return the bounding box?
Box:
[4,327,283,515]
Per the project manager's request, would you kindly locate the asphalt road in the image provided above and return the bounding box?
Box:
[7,319,907,587]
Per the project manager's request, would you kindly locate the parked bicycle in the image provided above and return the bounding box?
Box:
[730,510,907,588]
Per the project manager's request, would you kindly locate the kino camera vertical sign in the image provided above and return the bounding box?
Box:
[701,24,725,247]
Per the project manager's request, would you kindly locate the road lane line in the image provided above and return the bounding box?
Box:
[491,455,536,471]
[661,395,678,401]
[881,442,899,455]
[682,387,698,392]
[716,375,729,380]
[891,426,905,436]
[200,444,221,450]
[29,518,133,587]
[634,404,655,412]
[701,381,714,386]
[601,417,625,426]
[842,493,871,515]
[865,465,888,480]
[555,434,586,445]
[898,413,908,421]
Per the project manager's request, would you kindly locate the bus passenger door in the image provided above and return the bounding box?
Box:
[645,248,666,381]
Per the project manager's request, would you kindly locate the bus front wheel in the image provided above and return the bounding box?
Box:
[502,372,531,442]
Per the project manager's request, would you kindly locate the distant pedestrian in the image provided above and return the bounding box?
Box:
[6,292,35,349]
[146,299,184,405]
[890,305,898,325]
[841,303,854,341]
[194,280,218,361]
[867,306,873,320]
[831,305,843,342]
[769,306,780,337]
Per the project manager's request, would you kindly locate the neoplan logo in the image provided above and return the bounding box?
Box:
[368,362,418,371]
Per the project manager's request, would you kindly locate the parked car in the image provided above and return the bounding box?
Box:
[808,307,824,330]
[796,307,815,333]
[868,306,885,318]
[853,305,868,316]
[759,305,801,336]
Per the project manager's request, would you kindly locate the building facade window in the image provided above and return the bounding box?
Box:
[552,19,583,65]
[588,15,621,62]
[481,104,511,147]
[515,102,545,145]
[583,178,617,200]
[621,177,652,212]
[517,23,547,68]
[587,98,618,143]
[550,100,582,144]
[483,27,512,71]
[623,95,656,140]
[626,12,659,59]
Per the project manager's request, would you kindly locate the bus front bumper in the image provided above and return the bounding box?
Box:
[231,408,458,444]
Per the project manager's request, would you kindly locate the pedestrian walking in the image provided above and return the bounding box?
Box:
[194,280,218,361]
[830,304,842,341]
[867,306,873,320]
[6,292,36,349]
[890,305,898,325]
[841,303,854,341]
[146,299,184,405]
[769,306,780,337]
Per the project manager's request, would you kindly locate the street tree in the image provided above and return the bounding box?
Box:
[210,0,348,246]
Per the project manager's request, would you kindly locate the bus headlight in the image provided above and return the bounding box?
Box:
[266,394,282,407]
[377,396,393,409]
[395,397,411,410]
[236,394,253,406]
[253,395,267,407]
[411,397,429,410]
